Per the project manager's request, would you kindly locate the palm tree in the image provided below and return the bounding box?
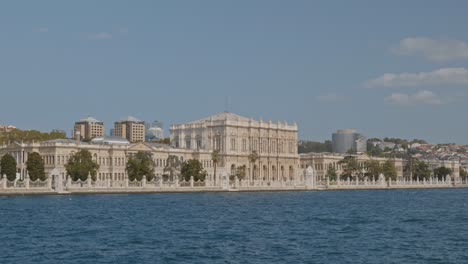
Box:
[248,150,259,181]
[211,150,220,185]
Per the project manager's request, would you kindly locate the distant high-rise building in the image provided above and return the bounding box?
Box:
[73,117,104,141]
[114,116,145,143]
[332,129,367,154]
[145,120,164,141]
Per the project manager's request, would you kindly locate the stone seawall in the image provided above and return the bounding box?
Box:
[2,184,468,196]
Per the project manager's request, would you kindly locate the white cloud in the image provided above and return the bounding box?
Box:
[34,27,49,33]
[392,37,468,62]
[385,90,443,106]
[89,32,113,40]
[316,93,346,103]
[365,67,468,88]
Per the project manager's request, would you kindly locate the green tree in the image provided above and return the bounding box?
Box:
[126,151,155,181]
[325,165,337,181]
[346,148,357,155]
[411,160,431,180]
[460,168,468,180]
[231,165,247,181]
[152,138,170,145]
[65,150,99,181]
[163,155,182,181]
[460,167,468,180]
[367,143,383,157]
[248,150,259,180]
[382,160,397,181]
[404,157,418,179]
[433,166,452,181]
[297,140,332,153]
[0,129,66,144]
[211,150,220,183]
[365,160,382,179]
[180,159,207,182]
[339,156,360,179]
[26,152,46,181]
[0,154,17,181]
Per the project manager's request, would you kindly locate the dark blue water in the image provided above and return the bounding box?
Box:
[1,190,468,264]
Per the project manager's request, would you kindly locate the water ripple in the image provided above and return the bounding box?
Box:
[1,189,468,263]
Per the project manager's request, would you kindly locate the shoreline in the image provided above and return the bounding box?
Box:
[1,185,467,197]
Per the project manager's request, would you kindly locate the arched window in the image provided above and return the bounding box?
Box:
[289,166,294,180]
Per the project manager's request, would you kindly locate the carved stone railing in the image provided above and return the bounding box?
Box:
[29,179,48,188]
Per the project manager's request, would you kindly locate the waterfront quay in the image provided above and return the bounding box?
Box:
[2,167,468,196]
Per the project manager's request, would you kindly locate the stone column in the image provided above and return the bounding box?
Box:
[142,175,147,188]
[47,175,52,189]
[190,176,194,188]
[87,173,92,188]
[1,174,6,189]
[67,176,71,189]
[222,172,229,190]
[25,174,30,190]
[305,166,316,190]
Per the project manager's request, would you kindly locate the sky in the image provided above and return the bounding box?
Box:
[1,1,468,144]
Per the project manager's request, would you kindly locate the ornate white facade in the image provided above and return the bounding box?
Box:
[0,112,301,184]
[0,139,216,183]
[170,112,300,181]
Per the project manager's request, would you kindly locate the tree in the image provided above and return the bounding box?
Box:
[0,129,66,144]
[180,159,207,182]
[404,157,418,179]
[460,168,468,180]
[365,160,382,179]
[0,154,17,181]
[407,159,431,180]
[126,151,155,181]
[367,143,383,157]
[231,165,247,181]
[325,165,337,181]
[297,140,332,153]
[338,156,360,179]
[65,150,99,181]
[26,152,46,181]
[433,166,452,181]
[248,150,259,180]
[211,150,220,183]
[152,138,170,145]
[346,148,357,155]
[382,160,397,181]
[163,155,182,181]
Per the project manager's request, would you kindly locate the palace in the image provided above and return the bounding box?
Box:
[0,112,301,184]
[300,152,404,180]
[170,112,300,182]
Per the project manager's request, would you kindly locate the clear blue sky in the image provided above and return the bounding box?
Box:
[1,1,468,143]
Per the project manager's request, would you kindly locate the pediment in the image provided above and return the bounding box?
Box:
[128,142,154,152]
